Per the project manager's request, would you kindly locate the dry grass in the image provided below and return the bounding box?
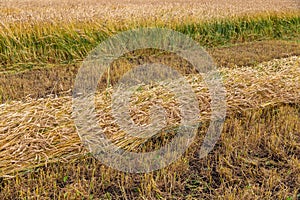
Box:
[0,0,299,24]
[0,56,299,178]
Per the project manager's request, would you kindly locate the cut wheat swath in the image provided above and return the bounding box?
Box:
[0,56,299,177]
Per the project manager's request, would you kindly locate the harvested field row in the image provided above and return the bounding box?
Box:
[1,104,299,199]
[1,40,300,103]
[0,0,299,23]
[0,56,299,177]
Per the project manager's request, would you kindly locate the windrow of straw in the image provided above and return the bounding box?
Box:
[0,56,299,177]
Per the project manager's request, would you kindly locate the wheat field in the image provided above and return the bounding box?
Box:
[0,0,300,199]
[1,0,299,23]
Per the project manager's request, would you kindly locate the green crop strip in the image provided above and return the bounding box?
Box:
[0,14,299,71]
